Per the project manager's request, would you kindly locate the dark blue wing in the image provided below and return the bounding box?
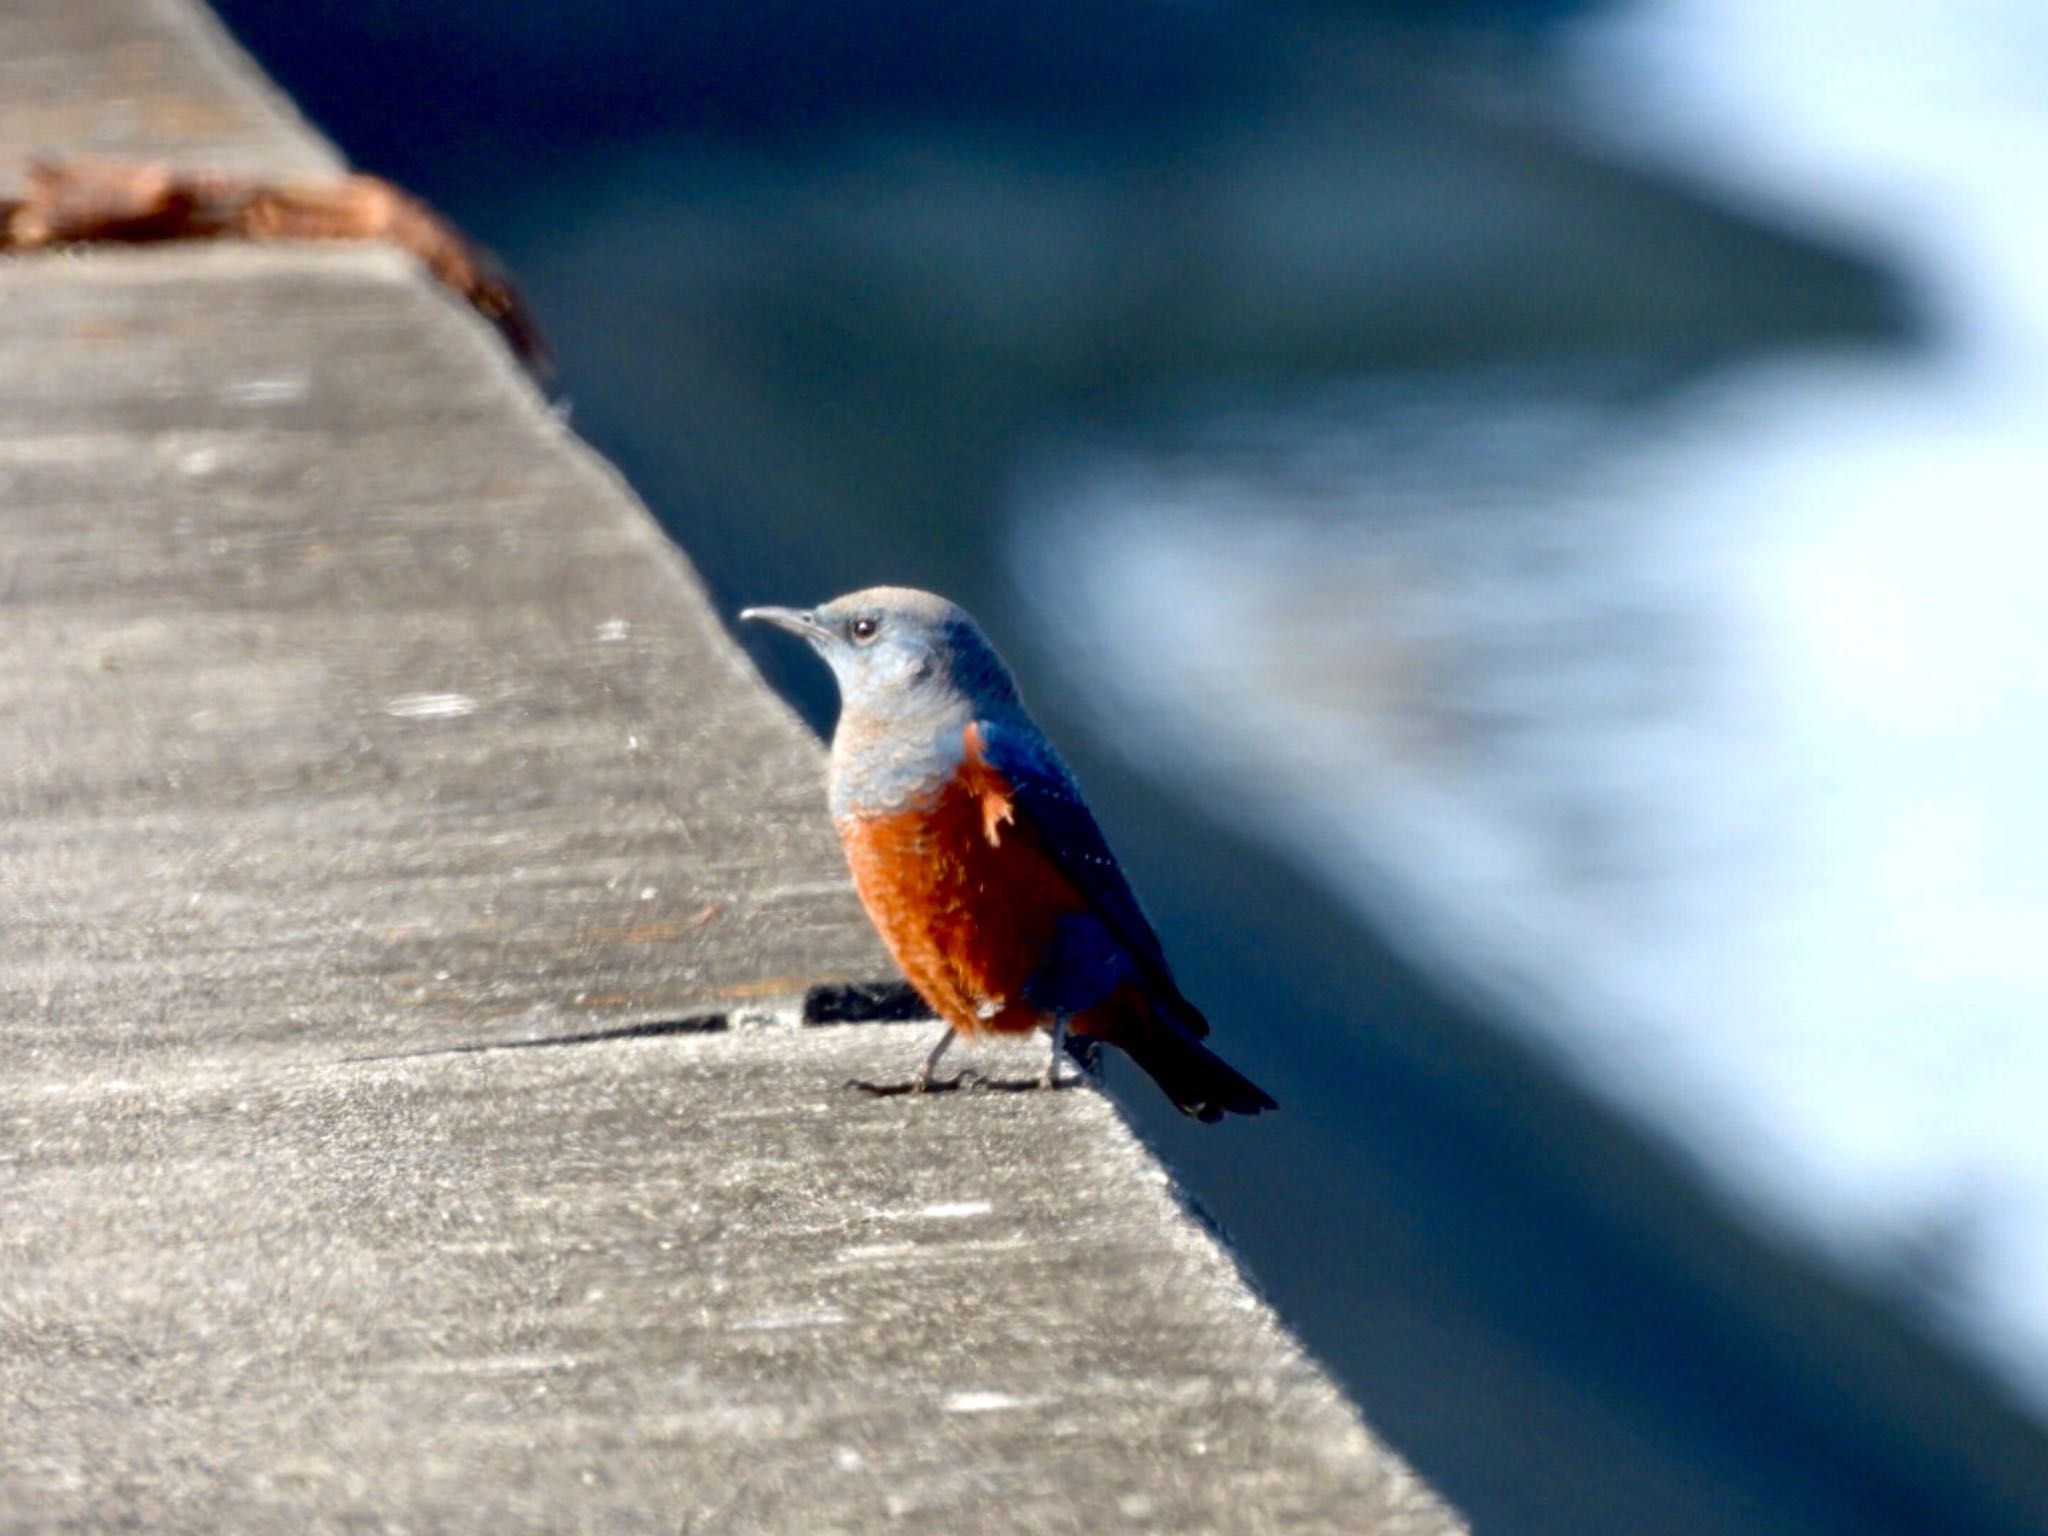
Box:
[971,715,1182,997]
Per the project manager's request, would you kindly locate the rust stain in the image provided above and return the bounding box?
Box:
[588,921,683,944]
[1,158,549,378]
[588,906,718,944]
[706,976,830,1001]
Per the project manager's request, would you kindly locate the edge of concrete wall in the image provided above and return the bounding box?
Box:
[0,4,1465,1532]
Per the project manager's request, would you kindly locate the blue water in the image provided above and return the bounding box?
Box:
[211,2,2048,1530]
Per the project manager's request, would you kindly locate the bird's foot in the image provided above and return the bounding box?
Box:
[1041,1016,1078,1090]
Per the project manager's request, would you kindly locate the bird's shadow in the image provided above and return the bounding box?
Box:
[845,1070,1084,1098]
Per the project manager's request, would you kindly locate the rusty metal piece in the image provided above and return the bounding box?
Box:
[2,157,549,378]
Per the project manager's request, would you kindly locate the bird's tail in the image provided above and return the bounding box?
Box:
[1074,985,1276,1123]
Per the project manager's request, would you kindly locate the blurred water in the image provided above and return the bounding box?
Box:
[210,0,2048,1530]
[1013,0,2048,1412]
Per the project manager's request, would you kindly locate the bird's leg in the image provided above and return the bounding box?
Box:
[1043,1016,1070,1090]
[913,1026,956,1091]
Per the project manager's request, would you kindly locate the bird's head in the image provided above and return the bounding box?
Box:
[741,586,1020,723]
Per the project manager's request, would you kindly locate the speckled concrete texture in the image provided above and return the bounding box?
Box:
[0,4,1463,1531]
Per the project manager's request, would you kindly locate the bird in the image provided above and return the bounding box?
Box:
[742,586,1275,1122]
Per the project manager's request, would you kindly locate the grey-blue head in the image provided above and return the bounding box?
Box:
[741,586,1023,726]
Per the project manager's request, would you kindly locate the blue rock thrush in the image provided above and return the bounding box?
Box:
[742,586,1275,1122]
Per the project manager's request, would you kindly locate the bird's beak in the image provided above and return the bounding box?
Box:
[739,605,828,644]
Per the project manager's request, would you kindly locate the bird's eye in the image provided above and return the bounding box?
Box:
[849,616,880,643]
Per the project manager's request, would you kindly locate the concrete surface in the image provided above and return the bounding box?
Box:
[2,1021,1452,1535]
[0,246,891,1061]
[0,2,1464,1531]
[0,0,336,176]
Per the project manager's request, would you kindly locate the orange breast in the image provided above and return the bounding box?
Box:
[836,765,1084,1037]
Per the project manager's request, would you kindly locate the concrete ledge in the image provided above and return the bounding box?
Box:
[0,0,336,175]
[0,244,889,1064]
[0,2,1463,1530]
[3,1022,1451,1533]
